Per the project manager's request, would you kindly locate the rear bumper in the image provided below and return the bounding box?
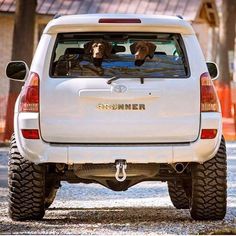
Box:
[14,112,222,164]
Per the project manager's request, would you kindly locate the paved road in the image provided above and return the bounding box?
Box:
[0,145,235,235]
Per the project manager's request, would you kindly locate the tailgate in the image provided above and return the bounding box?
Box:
[40,78,200,143]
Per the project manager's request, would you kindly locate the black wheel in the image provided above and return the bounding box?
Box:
[168,180,190,209]
[190,136,227,220]
[8,134,45,221]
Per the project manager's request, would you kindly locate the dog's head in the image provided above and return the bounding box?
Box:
[130,41,156,66]
[84,40,112,67]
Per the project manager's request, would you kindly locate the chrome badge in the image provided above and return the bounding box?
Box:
[112,84,127,93]
[97,104,146,110]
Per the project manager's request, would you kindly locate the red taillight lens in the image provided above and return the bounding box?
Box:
[21,129,40,139]
[201,129,217,139]
[20,72,39,112]
[200,72,219,112]
[98,18,141,23]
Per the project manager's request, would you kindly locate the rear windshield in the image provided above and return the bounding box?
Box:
[50,33,189,78]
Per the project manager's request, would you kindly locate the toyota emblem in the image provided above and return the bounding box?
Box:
[112,84,127,93]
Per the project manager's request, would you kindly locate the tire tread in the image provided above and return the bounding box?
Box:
[168,180,189,209]
[8,134,45,221]
[190,136,227,220]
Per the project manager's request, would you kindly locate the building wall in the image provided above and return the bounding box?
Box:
[0,14,14,134]
[0,14,14,96]
[0,14,52,95]
[192,22,212,60]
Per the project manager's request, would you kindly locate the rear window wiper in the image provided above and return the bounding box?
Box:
[107,76,120,84]
[107,77,145,84]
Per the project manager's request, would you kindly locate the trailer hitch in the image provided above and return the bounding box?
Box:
[115,159,127,182]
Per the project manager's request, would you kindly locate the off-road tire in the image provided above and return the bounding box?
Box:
[8,135,45,221]
[45,187,58,208]
[190,136,227,220]
[168,180,189,209]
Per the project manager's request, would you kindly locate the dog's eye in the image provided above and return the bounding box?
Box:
[139,47,145,51]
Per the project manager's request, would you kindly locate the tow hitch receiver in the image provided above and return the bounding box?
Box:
[115,159,127,182]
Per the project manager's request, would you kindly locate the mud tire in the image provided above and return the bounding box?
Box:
[190,136,227,220]
[168,180,190,209]
[8,135,45,221]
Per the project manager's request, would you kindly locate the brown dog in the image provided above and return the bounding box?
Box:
[130,41,156,66]
[84,40,112,67]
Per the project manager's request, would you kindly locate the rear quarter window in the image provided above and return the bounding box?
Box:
[50,33,190,78]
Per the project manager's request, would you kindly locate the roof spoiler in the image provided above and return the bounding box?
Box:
[54,14,63,19]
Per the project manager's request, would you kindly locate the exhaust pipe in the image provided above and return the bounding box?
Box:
[172,163,186,174]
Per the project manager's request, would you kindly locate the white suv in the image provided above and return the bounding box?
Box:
[6,14,227,221]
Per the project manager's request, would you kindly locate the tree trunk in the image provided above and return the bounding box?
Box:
[4,0,37,141]
[218,0,236,85]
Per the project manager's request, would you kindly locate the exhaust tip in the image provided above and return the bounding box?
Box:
[171,163,188,174]
[175,163,184,173]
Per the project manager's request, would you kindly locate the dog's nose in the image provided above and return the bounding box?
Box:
[135,53,144,60]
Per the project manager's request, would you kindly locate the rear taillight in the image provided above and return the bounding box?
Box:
[201,129,217,139]
[21,129,40,139]
[20,72,39,112]
[200,72,219,112]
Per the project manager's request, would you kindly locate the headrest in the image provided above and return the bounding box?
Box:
[64,48,84,55]
[112,45,126,54]
[155,51,167,55]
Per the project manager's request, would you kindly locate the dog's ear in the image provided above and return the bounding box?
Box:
[130,42,137,54]
[84,41,94,55]
[104,41,112,58]
[147,42,156,58]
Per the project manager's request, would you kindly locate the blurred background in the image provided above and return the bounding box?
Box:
[0,0,235,143]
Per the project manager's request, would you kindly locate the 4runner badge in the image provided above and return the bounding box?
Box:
[97,104,146,110]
